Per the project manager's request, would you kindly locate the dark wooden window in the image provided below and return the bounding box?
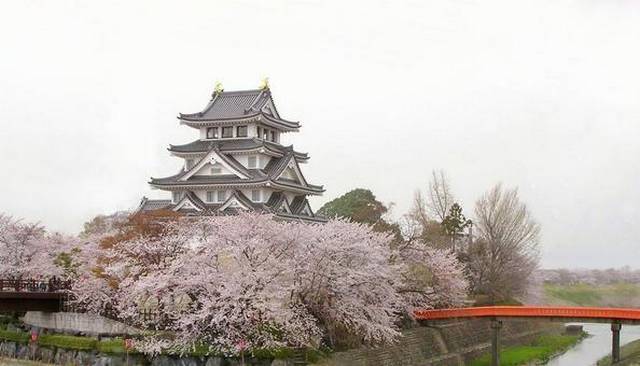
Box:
[251,190,261,202]
[217,190,226,202]
[206,127,218,139]
[222,126,233,138]
[270,131,276,142]
[237,125,248,137]
[257,126,262,138]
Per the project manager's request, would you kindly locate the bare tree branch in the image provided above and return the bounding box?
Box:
[427,170,455,222]
[467,184,541,303]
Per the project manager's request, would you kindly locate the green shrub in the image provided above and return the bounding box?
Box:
[0,315,23,329]
[470,333,583,366]
[96,338,137,354]
[187,343,215,357]
[0,328,29,343]
[38,334,97,350]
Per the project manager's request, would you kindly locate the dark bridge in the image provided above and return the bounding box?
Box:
[415,306,640,365]
[0,278,70,312]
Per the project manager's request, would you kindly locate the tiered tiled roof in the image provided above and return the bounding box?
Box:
[150,149,323,194]
[178,89,300,131]
[137,191,325,222]
[168,138,309,161]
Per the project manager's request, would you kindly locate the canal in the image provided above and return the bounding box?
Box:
[547,323,640,365]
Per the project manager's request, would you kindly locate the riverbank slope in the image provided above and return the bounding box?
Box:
[314,319,563,366]
[598,338,640,365]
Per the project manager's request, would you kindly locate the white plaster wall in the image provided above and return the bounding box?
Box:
[259,155,271,169]
[283,191,298,203]
[194,189,228,203]
[233,153,269,169]
[193,162,231,176]
[240,188,267,202]
[281,167,297,180]
[23,312,140,336]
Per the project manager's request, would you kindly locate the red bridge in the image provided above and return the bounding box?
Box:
[0,278,70,313]
[414,306,640,365]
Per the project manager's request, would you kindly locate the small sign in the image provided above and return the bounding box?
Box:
[124,338,134,350]
[236,339,247,351]
[30,331,38,342]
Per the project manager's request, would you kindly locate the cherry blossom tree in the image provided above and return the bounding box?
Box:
[398,246,468,309]
[0,213,80,279]
[69,212,468,355]
[0,214,45,277]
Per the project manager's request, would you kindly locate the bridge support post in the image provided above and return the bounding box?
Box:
[612,322,622,364]
[491,319,502,366]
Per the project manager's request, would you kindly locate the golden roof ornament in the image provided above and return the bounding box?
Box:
[214,81,224,95]
[259,77,270,90]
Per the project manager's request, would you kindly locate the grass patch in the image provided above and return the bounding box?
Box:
[96,338,137,354]
[37,334,97,351]
[470,333,584,366]
[543,283,640,307]
[0,329,29,344]
[544,283,604,306]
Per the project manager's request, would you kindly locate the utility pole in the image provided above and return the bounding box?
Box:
[491,319,502,366]
[612,322,622,364]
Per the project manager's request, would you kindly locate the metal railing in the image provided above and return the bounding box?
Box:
[0,277,72,293]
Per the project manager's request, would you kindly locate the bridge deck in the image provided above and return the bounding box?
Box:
[0,292,65,312]
[414,306,640,325]
[0,279,70,313]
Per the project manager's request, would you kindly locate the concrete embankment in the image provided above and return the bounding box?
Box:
[315,319,561,366]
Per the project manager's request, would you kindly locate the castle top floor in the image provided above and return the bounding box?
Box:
[178,87,300,138]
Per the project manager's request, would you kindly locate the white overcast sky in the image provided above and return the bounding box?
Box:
[1,0,639,269]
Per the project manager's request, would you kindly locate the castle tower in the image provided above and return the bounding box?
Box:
[137,84,325,222]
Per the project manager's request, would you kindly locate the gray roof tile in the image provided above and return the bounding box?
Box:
[168,138,309,160]
[178,89,300,130]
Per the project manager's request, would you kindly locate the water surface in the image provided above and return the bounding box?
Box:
[546,323,640,366]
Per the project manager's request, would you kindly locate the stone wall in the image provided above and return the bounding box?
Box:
[23,312,140,336]
[315,319,560,366]
[12,314,559,366]
[0,340,299,366]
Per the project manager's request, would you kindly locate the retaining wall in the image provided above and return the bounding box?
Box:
[0,341,295,366]
[315,319,560,366]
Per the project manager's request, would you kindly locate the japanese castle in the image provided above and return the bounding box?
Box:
[137,82,325,222]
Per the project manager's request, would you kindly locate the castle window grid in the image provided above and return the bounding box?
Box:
[251,190,261,202]
[206,127,218,139]
[221,126,233,138]
[237,125,248,137]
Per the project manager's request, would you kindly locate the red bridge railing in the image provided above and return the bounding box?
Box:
[414,306,640,322]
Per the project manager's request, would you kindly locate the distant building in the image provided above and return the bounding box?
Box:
[137,84,325,222]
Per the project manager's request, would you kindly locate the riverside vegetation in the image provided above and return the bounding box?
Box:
[544,283,640,307]
[470,333,586,366]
